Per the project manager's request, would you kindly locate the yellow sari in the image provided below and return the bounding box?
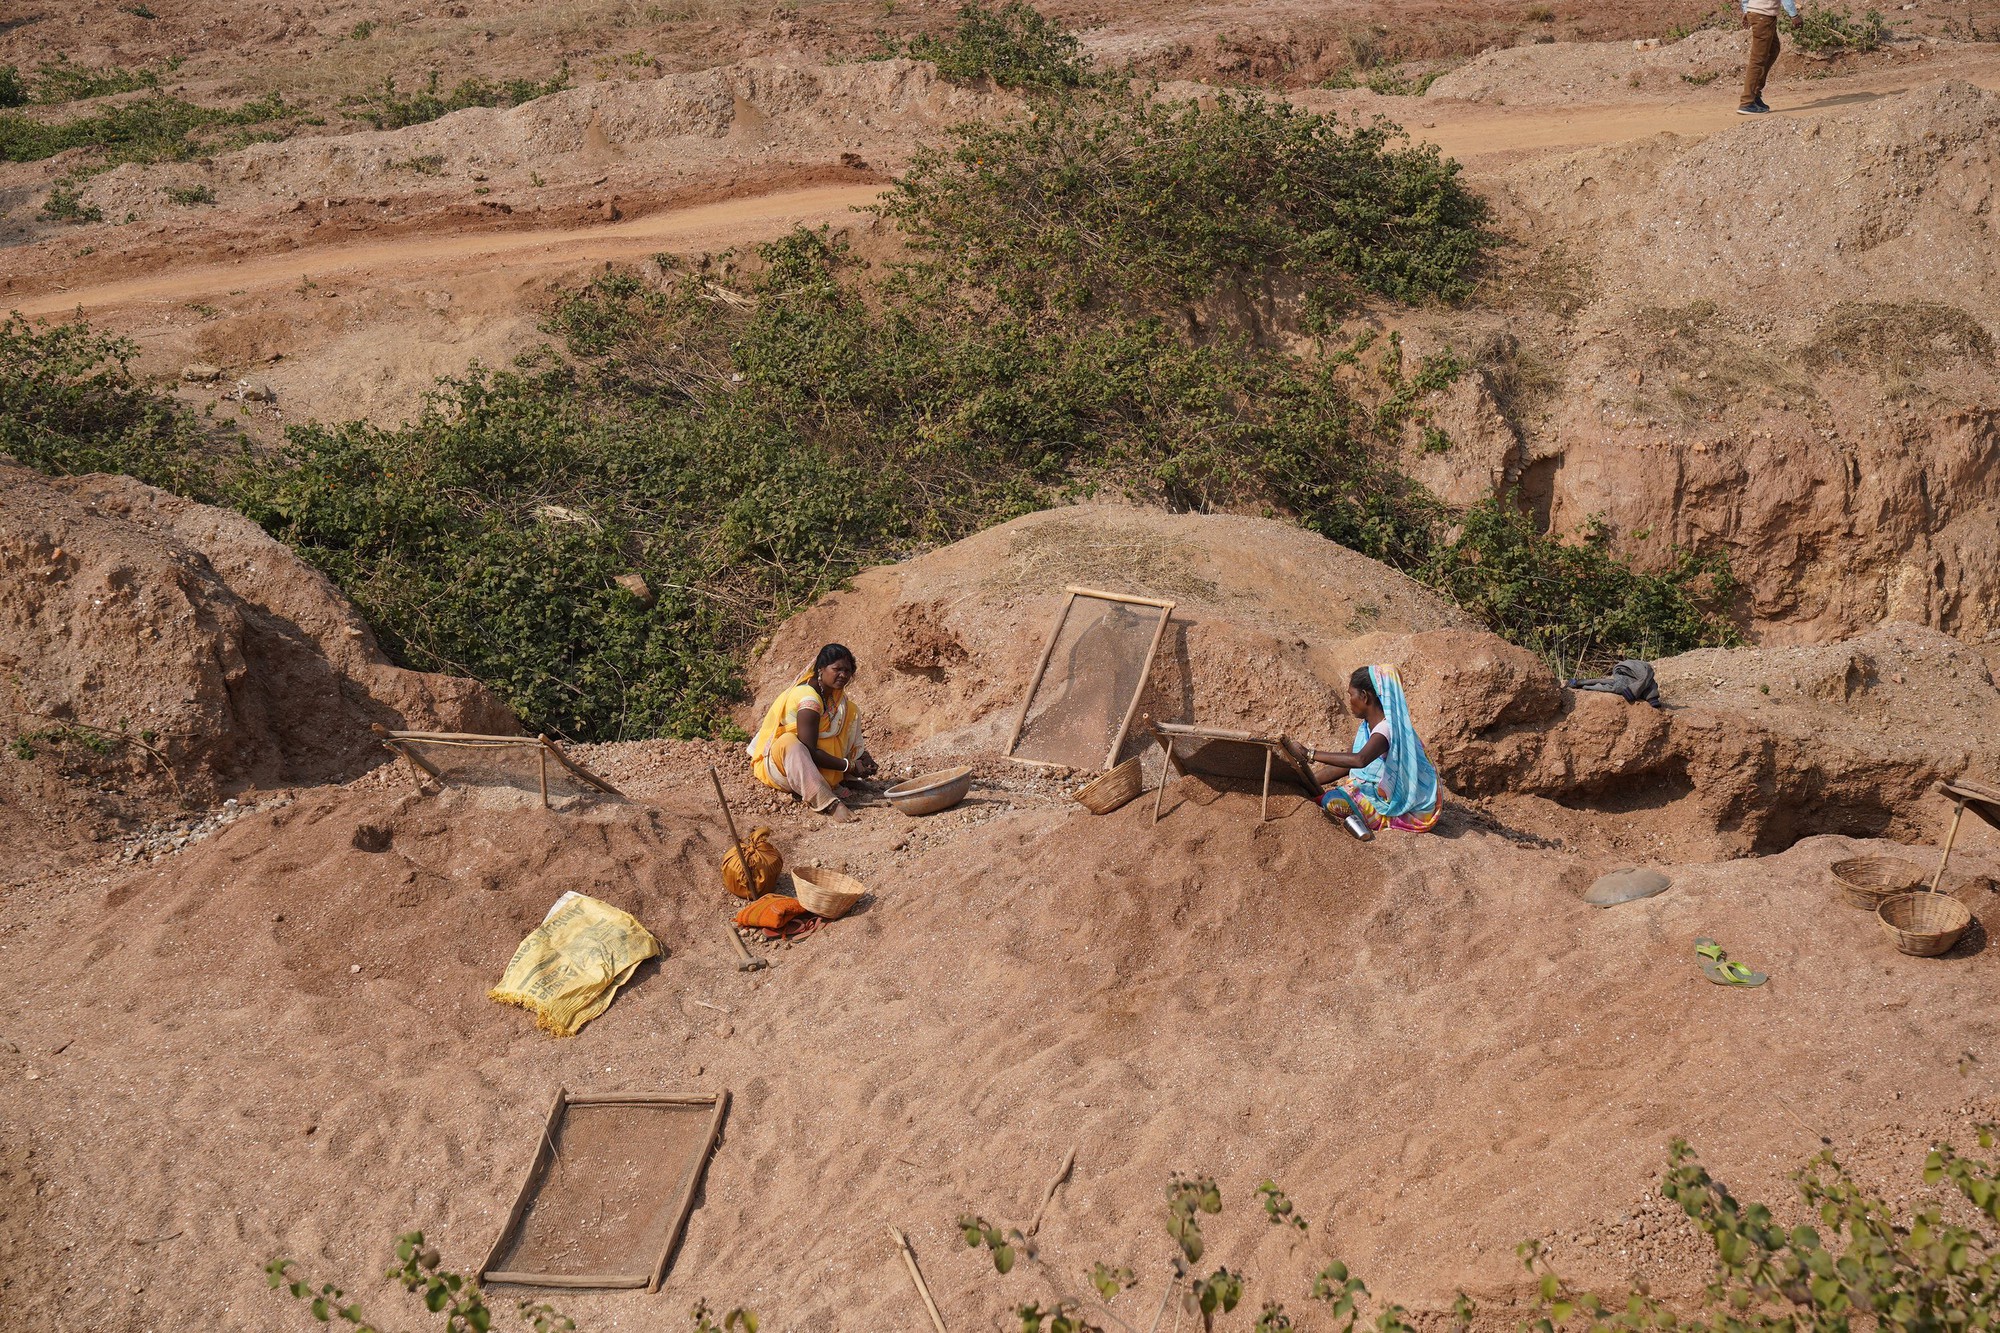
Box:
[748,670,862,792]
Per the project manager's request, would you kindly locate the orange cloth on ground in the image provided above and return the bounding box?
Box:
[734,893,809,931]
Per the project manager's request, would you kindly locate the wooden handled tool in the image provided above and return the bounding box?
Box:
[727,925,767,973]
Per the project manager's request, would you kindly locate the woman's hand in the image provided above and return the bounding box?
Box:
[851,752,879,779]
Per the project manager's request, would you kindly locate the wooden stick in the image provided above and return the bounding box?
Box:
[648,1090,731,1292]
[1005,591,1078,757]
[727,925,767,972]
[890,1226,950,1333]
[565,1093,727,1107]
[481,1272,652,1290]
[1062,585,1177,611]
[1929,799,1968,894]
[1104,602,1175,771]
[480,1087,568,1282]
[1145,1274,1178,1333]
[537,736,551,809]
[391,740,445,791]
[542,736,625,796]
[1025,1145,1076,1238]
[384,729,536,743]
[708,766,753,892]
[1259,746,1273,824]
[1151,731,1173,826]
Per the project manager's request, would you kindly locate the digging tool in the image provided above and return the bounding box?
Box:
[726,925,766,973]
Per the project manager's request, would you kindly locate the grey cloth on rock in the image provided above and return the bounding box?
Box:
[1566,659,1662,708]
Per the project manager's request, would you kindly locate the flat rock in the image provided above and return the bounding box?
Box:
[1585,867,1671,907]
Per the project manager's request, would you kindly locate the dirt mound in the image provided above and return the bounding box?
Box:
[749,504,1476,761]
[1427,31,1750,105]
[2,738,1996,1332]
[44,60,1006,238]
[753,505,2000,858]
[0,462,512,867]
[1459,79,2000,645]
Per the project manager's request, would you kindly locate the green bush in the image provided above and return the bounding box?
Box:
[341,68,569,130]
[1523,1132,2000,1332]
[0,66,24,109]
[899,1,1098,89]
[1794,3,1891,52]
[38,182,103,224]
[27,54,176,103]
[0,90,292,165]
[0,316,215,494]
[162,183,216,205]
[1418,494,1739,676]
[875,89,1493,324]
[1,31,1736,741]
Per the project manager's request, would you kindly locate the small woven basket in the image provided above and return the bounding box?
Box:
[792,865,868,921]
[1830,855,1925,910]
[1876,891,1973,957]
[1075,756,1144,815]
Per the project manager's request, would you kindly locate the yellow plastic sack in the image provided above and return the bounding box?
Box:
[490,891,661,1037]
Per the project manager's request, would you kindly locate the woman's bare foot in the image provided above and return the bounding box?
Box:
[816,799,854,823]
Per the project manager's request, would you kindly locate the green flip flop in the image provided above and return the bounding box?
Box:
[1695,937,1766,987]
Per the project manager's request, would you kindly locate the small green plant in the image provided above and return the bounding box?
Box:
[40,182,103,224]
[1794,3,1891,51]
[1680,69,1722,85]
[897,0,1098,89]
[342,68,569,130]
[10,736,34,761]
[0,90,293,165]
[1358,64,1444,95]
[162,183,216,205]
[1665,4,1738,41]
[0,66,23,108]
[269,1230,756,1332]
[349,19,377,39]
[688,1302,758,1333]
[122,3,158,17]
[27,53,171,103]
[1257,1180,1308,1231]
[388,153,447,174]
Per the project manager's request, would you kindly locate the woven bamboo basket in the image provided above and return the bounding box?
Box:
[1876,891,1973,957]
[791,865,868,921]
[1830,855,1925,910]
[1075,756,1144,815]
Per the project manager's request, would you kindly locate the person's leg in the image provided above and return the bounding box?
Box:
[771,734,852,820]
[1741,13,1778,108]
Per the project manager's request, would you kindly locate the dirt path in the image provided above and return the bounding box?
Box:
[18,50,2000,322]
[11,183,886,320]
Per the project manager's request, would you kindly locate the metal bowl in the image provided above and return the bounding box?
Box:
[885,766,974,816]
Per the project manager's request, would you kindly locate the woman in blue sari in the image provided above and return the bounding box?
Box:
[1281,665,1441,841]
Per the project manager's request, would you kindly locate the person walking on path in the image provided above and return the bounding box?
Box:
[1740,0,1802,114]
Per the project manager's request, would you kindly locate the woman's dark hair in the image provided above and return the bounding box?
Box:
[1348,666,1379,706]
[813,643,857,676]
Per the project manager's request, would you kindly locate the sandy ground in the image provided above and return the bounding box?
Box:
[3,747,1997,1333]
[7,14,2000,1331]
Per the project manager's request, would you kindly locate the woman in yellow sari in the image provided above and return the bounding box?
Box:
[747,643,876,821]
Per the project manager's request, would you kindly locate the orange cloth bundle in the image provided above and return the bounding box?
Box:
[722,826,784,900]
[734,893,809,932]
